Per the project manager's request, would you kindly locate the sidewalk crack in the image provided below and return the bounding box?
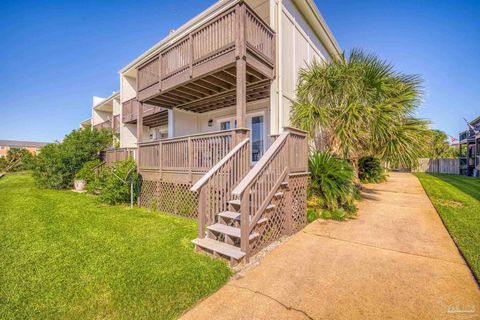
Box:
[303,231,466,266]
[229,283,314,320]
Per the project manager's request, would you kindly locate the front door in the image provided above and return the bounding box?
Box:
[218,112,266,163]
[248,113,265,163]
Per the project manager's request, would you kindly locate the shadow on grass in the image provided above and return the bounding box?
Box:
[425,173,480,202]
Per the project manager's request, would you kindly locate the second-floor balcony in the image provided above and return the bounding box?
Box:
[93,120,112,130]
[136,1,275,115]
[122,98,168,127]
[113,115,120,133]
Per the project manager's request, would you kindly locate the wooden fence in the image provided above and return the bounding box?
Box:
[414,158,459,174]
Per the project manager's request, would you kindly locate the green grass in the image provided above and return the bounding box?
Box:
[415,173,480,280]
[0,172,231,319]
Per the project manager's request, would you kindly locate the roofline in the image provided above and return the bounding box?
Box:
[119,0,342,74]
[294,0,342,59]
[80,117,92,124]
[0,140,49,148]
[119,0,238,74]
[469,115,480,125]
[92,91,120,110]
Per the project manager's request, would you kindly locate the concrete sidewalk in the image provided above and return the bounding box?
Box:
[181,173,480,320]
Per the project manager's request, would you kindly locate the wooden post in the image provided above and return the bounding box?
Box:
[235,4,246,129]
[188,136,193,182]
[285,134,293,235]
[189,33,194,79]
[158,140,163,180]
[198,188,206,238]
[136,102,144,168]
[240,187,250,262]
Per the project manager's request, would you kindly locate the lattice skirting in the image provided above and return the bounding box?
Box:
[249,173,309,256]
[139,180,198,219]
[289,173,309,234]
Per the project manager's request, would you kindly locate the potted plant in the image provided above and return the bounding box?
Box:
[73,174,86,191]
[74,159,100,192]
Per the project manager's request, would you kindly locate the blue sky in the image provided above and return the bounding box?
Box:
[0,0,478,142]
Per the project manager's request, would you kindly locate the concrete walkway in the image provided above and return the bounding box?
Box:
[182,173,480,320]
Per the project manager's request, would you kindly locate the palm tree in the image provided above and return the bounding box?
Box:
[292,49,430,169]
[425,129,457,159]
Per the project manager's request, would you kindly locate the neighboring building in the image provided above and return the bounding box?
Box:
[0,140,49,158]
[459,116,480,176]
[79,0,341,264]
[79,118,92,129]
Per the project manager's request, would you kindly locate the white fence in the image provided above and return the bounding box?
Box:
[414,158,459,174]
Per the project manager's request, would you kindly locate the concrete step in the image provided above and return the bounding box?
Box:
[192,238,245,261]
[207,223,259,240]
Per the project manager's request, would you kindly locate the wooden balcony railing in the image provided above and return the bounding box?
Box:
[122,98,138,123]
[93,120,112,130]
[104,148,136,165]
[113,115,120,133]
[122,98,166,123]
[137,2,275,98]
[137,128,249,179]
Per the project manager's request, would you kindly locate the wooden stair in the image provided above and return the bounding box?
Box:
[193,181,288,266]
[191,128,309,267]
[192,238,245,263]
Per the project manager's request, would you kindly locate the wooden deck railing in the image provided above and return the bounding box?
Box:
[113,115,120,133]
[137,128,249,177]
[93,120,112,130]
[191,138,250,236]
[122,97,166,123]
[231,128,308,255]
[122,98,138,123]
[105,148,135,165]
[137,2,274,94]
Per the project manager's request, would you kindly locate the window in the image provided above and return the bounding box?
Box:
[249,115,265,162]
[218,117,236,131]
[220,120,231,131]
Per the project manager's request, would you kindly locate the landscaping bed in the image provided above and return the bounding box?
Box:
[415,173,480,281]
[0,172,230,319]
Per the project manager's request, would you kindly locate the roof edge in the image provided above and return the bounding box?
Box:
[119,0,239,74]
[293,0,342,60]
[92,91,120,110]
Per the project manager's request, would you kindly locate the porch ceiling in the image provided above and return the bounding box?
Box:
[143,109,168,127]
[144,65,271,113]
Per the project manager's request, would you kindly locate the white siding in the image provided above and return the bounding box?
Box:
[271,0,332,132]
[121,75,136,103]
[113,96,121,116]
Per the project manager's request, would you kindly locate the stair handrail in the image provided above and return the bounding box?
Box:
[232,131,290,256]
[231,131,288,197]
[191,138,250,192]
[192,138,250,238]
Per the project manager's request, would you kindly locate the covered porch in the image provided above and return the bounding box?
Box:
[135,1,275,142]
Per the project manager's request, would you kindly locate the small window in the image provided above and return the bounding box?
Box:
[220,121,231,131]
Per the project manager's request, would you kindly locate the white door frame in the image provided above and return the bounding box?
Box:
[217,110,267,163]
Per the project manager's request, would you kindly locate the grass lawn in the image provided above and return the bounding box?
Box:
[0,172,231,319]
[415,173,480,280]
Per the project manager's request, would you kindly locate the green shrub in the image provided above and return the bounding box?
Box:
[309,151,357,209]
[358,156,385,183]
[96,159,139,205]
[308,151,358,221]
[31,128,112,189]
[1,148,34,172]
[75,159,101,182]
